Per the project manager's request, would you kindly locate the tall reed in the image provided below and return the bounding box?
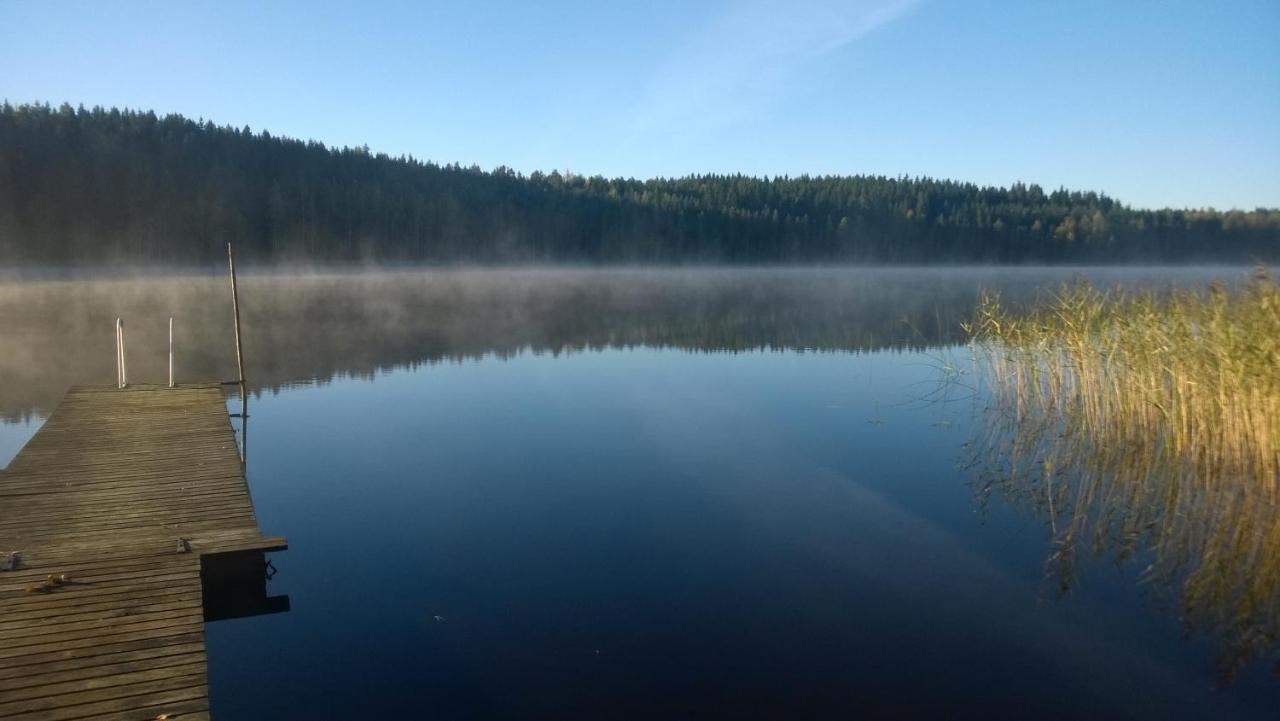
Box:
[968,268,1280,680]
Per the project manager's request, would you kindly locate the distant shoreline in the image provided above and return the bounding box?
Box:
[4,103,1277,268]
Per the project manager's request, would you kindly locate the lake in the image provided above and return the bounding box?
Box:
[1,267,1275,719]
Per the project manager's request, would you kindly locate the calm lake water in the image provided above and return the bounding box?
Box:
[1,267,1275,719]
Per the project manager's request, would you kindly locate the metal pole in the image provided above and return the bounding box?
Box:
[227,242,246,385]
[168,317,175,388]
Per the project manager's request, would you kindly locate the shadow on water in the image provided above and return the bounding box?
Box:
[201,549,289,623]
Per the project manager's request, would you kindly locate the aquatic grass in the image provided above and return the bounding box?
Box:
[968,268,1280,680]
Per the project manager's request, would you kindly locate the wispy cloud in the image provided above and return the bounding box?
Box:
[627,0,920,144]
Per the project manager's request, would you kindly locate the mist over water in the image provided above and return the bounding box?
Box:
[0,265,1243,421]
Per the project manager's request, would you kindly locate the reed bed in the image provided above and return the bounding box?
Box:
[968,268,1280,680]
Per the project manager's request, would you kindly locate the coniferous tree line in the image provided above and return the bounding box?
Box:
[1,102,1277,266]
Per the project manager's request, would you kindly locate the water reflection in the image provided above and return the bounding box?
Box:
[2,266,1273,717]
[230,383,249,475]
[0,266,1236,421]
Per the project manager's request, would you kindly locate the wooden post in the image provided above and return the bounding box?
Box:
[227,242,246,385]
[168,317,175,388]
[115,318,127,389]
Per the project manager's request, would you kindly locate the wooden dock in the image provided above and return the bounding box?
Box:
[0,384,286,720]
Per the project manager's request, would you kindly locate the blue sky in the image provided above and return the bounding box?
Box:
[1,0,1277,209]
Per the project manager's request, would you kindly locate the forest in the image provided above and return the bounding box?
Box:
[1,103,1277,265]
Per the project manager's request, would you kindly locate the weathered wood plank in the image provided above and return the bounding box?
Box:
[0,635,206,682]
[0,650,206,693]
[0,676,207,720]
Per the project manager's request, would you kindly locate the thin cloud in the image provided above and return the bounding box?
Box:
[628,0,920,142]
